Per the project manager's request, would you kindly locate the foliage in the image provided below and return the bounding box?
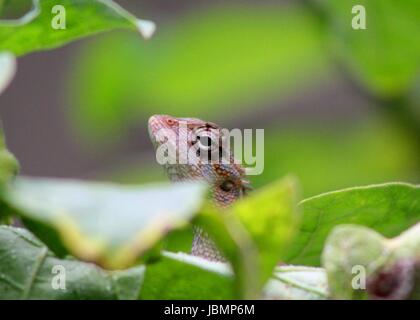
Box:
[0,0,155,56]
[0,225,145,299]
[287,183,420,265]
[2,177,208,269]
[323,223,420,299]
[0,1,419,300]
[196,176,300,297]
[318,0,420,97]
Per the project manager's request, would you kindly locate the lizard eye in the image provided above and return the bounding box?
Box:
[194,127,218,151]
[198,135,212,148]
[220,180,235,192]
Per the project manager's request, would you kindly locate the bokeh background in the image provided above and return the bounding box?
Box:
[0,0,419,197]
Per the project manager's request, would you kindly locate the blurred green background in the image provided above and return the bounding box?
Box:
[0,0,419,197]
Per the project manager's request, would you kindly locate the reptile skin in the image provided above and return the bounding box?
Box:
[148,115,250,261]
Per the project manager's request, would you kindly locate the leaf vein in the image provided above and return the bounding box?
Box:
[21,246,48,299]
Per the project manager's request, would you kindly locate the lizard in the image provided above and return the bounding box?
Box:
[148,114,250,261]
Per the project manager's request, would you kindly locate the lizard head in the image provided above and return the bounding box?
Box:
[148,114,250,206]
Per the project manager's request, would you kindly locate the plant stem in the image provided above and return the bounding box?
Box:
[379,95,420,151]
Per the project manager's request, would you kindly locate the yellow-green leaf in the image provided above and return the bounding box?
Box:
[3,177,208,269]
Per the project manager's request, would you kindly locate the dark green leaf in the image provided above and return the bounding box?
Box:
[141,251,328,300]
[140,251,235,299]
[0,225,144,299]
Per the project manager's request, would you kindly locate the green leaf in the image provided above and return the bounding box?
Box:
[322,223,420,299]
[322,225,386,299]
[285,182,420,266]
[197,176,300,297]
[264,265,328,300]
[0,0,155,56]
[141,252,328,300]
[0,225,145,299]
[140,251,235,299]
[0,226,328,300]
[319,0,420,97]
[0,51,15,95]
[3,177,208,269]
[197,204,260,299]
[227,176,300,282]
[68,5,329,143]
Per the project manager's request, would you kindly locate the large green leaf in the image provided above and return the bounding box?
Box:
[140,251,235,299]
[0,0,155,56]
[0,225,145,299]
[3,177,208,269]
[141,251,328,300]
[68,5,329,143]
[197,176,300,297]
[285,182,420,266]
[318,0,420,97]
[0,226,328,300]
